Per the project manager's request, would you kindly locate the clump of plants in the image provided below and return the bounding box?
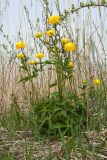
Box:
[1,0,107,138]
[14,3,107,138]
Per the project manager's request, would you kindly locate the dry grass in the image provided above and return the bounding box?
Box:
[0,1,107,109]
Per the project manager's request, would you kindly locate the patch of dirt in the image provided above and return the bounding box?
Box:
[0,128,107,160]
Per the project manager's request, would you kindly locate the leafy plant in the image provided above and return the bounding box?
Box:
[28,91,87,138]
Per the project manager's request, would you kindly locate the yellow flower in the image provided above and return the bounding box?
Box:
[61,38,69,44]
[16,41,26,49]
[93,79,101,86]
[17,53,25,59]
[48,15,60,25]
[36,53,44,59]
[46,29,55,37]
[28,60,36,65]
[67,62,74,68]
[64,42,76,52]
[34,32,43,38]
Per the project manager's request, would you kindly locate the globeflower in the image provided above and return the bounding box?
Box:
[64,42,76,52]
[28,60,36,65]
[34,32,43,38]
[48,15,60,25]
[46,29,55,37]
[93,79,101,86]
[36,53,44,59]
[61,38,69,44]
[67,62,74,68]
[17,53,25,59]
[16,41,26,49]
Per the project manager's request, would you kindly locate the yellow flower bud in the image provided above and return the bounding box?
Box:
[34,32,43,38]
[17,53,25,59]
[82,80,87,84]
[82,80,88,87]
[46,29,55,37]
[16,41,26,49]
[28,60,36,65]
[44,40,49,44]
[36,53,44,59]
[61,38,69,44]
[67,62,74,68]
[64,42,76,52]
[93,79,101,86]
[48,15,60,25]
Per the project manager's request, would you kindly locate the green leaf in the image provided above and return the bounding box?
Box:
[52,108,61,115]
[18,76,34,83]
[45,60,53,64]
[19,65,28,71]
[60,110,67,118]
[101,0,106,5]
[80,2,84,7]
[49,81,57,88]
[52,123,67,129]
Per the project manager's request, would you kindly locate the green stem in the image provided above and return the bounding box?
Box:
[40,59,44,95]
[63,3,107,20]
